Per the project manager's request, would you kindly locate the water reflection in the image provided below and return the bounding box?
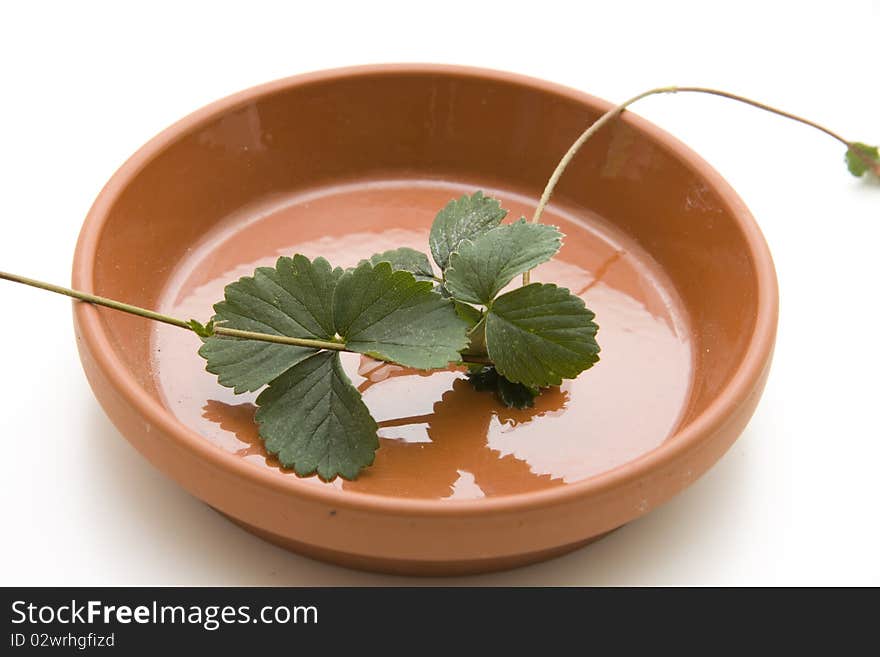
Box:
[202,357,569,500]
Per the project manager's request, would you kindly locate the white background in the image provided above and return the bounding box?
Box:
[1,1,877,586]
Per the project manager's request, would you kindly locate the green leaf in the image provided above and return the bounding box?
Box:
[429,191,507,271]
[198,255,343,393]
[444,219,563,305]
[845,142,880,177]
[485,283,600,387]
[255,351,378,481]
[467,365,539,409]
[199,338,316,395]
[187,319,214,338]
[365,247,435,282]
[333,261,469,369]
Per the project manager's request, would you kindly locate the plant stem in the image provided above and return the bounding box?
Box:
[213,328,345,351]
[7,86,856,370]
[522,85,862,285]
[0,270,493,365]
[0,270,346,352]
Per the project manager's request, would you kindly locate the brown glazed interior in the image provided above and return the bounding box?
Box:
[72,65,778,575]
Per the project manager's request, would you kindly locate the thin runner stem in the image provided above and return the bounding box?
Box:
[522,85,861,284]
[0,270,494,364]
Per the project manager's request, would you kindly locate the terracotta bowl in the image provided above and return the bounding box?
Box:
[72,65,778,576]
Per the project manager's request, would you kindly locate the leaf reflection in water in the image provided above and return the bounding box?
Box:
[202,357,570,499]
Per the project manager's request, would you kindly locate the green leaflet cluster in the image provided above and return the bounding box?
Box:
[198,191,600,480]
[428,193,601,405]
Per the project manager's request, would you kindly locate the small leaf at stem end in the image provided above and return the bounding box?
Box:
[845,142,880,178]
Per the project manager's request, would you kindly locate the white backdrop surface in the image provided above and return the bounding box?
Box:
[1,1,877,585]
